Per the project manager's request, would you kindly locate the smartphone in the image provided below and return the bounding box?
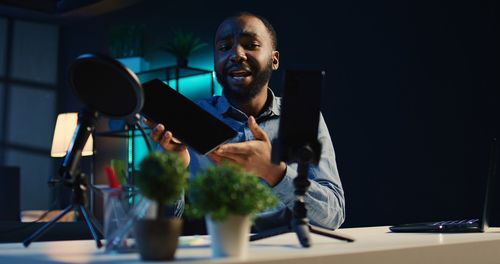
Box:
[272,70,324,165]
[141,79,237,154]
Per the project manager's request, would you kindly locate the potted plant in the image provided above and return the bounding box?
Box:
[108,24,150,72]
[188,162,278,259]
[108,24,145,59]
[159,29,207,67]
[134,151,188,261]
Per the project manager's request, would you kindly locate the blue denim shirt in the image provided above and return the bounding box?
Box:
[187,89,345,230]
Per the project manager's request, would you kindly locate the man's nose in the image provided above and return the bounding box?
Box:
[229,46,247,63]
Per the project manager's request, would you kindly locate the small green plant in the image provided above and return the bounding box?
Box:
[188,162,278,221]
[136,152,188,218]
[108,24,144,58]
[159,29,207,66]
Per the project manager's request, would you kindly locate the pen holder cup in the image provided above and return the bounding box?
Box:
[102,186,138,253]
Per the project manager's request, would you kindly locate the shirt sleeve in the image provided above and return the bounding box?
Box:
[271,113,345,230]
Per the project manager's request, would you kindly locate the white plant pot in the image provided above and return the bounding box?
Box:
[205,214,251,259]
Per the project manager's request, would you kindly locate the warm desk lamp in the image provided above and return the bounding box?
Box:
[51,113,93,158]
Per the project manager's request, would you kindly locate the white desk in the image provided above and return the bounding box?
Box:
[1,226,500,264]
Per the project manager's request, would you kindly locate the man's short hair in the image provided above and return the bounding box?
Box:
[230,12,278,50]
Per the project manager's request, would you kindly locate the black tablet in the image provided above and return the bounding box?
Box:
[141,79,237,154]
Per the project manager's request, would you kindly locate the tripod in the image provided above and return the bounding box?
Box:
[23,171,103,248]
[249,69,355,247]
[250,145,354,247]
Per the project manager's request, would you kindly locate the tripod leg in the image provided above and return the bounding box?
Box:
[292,211,311,247]
[23,204,74,247]
[79,204,103,248]
[308,224,355,242]
[78,203,104,237]
[292,153,313,248]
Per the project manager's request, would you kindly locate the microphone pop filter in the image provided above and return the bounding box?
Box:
[70,53,143,119]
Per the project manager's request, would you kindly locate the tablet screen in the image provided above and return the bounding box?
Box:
[141,79,237,154]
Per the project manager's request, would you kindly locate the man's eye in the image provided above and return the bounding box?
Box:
[217,43,230,51]
[245,43,260,49]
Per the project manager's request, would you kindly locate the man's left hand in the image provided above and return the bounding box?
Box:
[209,116,286,187]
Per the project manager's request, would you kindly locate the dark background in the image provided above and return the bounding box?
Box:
[1,0,499,229]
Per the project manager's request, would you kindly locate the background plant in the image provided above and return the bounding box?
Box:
[159,29,207,61]
[136,152,188,218]
[108,24,144,58]
[188,162,278,221]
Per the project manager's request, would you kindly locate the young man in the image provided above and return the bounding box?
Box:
[147,12,345,230]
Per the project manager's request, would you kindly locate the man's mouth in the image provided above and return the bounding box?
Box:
[228,69,252,81]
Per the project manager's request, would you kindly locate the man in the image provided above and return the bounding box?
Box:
[146,12,345,230]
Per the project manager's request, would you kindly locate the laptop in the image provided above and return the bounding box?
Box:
[389,138,498,233]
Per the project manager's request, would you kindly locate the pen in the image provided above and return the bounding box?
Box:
[105,166,121,189]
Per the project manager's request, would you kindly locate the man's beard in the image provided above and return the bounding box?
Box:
[216,60,273,103]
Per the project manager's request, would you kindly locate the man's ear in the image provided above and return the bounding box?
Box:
[272,51,280,70]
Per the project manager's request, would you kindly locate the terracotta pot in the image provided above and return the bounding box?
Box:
[206,214,251,259]
[134,218,182,261]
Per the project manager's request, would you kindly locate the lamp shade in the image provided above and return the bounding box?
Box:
[51,113,94,157]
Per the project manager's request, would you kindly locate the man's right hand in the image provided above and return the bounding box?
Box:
[143,117,190,167]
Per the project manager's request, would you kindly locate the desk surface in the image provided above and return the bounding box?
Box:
[1,226,500,264]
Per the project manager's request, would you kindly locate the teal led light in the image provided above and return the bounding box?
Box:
[213,71,223,96]
[132,134,149,170]
[167,73,214,101]
[128,129,133,168]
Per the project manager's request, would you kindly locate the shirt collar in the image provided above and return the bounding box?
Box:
[215,88,281,120]
[266,88,281,116]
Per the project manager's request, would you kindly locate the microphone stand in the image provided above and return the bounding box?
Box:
[125,114,153,186]
[23,171,103,248]
[23,110,103,248]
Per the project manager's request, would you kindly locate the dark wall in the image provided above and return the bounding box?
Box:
[60,0,500,228]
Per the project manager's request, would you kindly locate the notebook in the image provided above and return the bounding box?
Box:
[389,138,498,233]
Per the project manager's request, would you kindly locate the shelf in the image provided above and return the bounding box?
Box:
[136,65,214,95]
[95,127,151,138]
[136,65,212,80]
